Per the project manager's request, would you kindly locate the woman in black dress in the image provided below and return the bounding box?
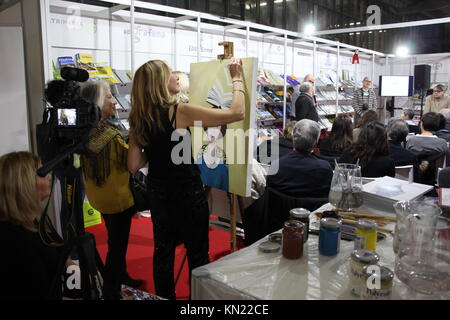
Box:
[127,58,245,299]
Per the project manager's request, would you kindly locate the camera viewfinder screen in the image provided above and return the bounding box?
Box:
[58,109,77,126]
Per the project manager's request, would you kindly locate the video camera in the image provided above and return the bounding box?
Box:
[38,67,100,165]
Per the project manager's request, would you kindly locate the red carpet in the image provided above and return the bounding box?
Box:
[86,215,236,300]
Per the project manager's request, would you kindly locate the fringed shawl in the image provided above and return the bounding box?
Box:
[82,121,128,187]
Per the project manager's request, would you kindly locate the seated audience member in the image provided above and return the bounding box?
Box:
[402,109,420,134]
[386,118,418,166]
[424,84,450,114]
[267,119,333,198]
[440,108,450,131]
[0,151,62,300]
[295,81,319,122]
[340,121,395,178]
[406,112,448,158]
[434,113,450,143]
[319,114,353,158]
[353,109,378,141]
[257,120,296,163]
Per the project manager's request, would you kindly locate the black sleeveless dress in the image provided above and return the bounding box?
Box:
[144,104,210,300]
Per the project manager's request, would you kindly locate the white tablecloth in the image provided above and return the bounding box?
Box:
[192,203,449,300]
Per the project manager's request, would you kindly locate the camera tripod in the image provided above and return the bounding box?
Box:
[38,145,105,300]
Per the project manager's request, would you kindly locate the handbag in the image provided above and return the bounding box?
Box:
[130,170,151,212]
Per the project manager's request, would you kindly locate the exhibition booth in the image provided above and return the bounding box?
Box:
[1,0,450,301]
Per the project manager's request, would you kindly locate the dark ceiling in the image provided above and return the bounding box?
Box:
[4,0,448,54]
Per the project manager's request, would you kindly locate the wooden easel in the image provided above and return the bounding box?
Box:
[227,192,245,252]
[218,40,244,252]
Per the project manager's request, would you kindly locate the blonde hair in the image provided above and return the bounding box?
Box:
[283,120,296,140]
[80,80,109,110]
[173,71,190,103]
[129,60,176,146]
[0,152,42,231]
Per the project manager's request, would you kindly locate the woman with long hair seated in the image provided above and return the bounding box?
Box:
[319,114,353,158]
[339,121,395,178]
[353,109,378,141]
[80,80,142,300]
[0,151,62,300]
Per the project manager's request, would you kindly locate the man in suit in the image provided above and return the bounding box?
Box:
[267,119,332,198]
[295,81,319,122]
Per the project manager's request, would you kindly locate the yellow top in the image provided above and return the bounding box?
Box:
[83,136,134,214]
[424,95,450,114]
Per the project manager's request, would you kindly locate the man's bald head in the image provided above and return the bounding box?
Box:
[304,74,315,84]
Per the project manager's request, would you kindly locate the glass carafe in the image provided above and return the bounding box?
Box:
[329,163,363,211]
[393,204,450,295]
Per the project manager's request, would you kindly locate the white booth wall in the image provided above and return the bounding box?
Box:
[0,1,29,155]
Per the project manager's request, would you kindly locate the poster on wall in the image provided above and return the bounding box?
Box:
[189,57,258,197]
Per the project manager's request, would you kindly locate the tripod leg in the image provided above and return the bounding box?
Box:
[78,233,103,300]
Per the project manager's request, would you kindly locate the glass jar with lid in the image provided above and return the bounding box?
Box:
[349,249,380,296]
[355,219,378,251]
[362,265,394,300]
[282,220,305,259]
[319,217,342,256]
[289,208,310,242]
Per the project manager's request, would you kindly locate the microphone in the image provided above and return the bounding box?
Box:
[60,67,90,82]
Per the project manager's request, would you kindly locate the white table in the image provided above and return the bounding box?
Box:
[192,203,449,300]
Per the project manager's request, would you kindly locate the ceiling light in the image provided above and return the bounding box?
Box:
[304,24,316,36]
[396,46,409,57]
[260,2,267,6]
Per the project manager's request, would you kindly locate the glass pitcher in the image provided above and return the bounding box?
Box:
[329,163,363,211]
[393,200,450,295]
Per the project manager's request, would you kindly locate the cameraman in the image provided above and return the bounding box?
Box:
[79,80,142,300]
[0,151,62,300]
[352,76,377,124]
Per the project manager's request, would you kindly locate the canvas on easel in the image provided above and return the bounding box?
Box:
[189,57,258,198]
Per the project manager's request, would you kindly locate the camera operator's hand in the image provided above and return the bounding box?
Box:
[228,57,243,81]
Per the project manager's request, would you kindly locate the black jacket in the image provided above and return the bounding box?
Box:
[257,137,293,163]
[388,140,418,167]
[295,93,319,122]
[267,151,333,198]
[319,135,348,158]
[339,148,396,178]
[0,222,62,300]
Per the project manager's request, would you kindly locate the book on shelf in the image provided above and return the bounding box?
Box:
[256,108,276,121]
[58,56,76,69]
[52,60,61,80]
[206,79,232,109]
[76,53,99,78]
[94,62,120,83]
[113,69,133,83]
[115,93,132,111]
